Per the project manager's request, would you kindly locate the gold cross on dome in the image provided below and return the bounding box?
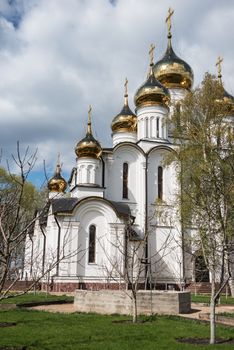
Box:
[149,44,155,65]
[88,105,92,123]
[216,56,223,77]
[166,7,174,37]
[124,78,128,96]
[57,152,61,166]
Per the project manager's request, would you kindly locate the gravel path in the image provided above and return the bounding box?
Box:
[30,303,76,313]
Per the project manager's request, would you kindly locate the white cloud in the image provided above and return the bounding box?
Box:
[0,0,233,183]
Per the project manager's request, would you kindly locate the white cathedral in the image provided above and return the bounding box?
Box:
[25,10,234,292]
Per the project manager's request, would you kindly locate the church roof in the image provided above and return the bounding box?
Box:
[52,197,79,214]
[51,196,133,219]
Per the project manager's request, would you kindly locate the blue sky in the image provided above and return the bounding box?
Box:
[0,0,234,188]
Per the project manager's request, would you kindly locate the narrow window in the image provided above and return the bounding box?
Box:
[156,118,159,137]
[88,225,96,263]
[158,166,163,200]
[122,162,128,199]
[175,102,181,128]
[150,117,154,138]
[145,118,148,138]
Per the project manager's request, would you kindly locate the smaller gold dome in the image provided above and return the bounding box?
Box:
[75,107,102,159]
[111,79,137,133]
[220,87,234,113]
[215,57,234,113]
[48,158,67,193]
[134,64,170,109]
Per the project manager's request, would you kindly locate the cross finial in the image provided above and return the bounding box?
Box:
[149,44,155,66]
[216,56,223,82]
[124,78,128,106]
[166,7,174,38]
[124,78,128,96]
[87,105,92,134]
[56,152,61,174]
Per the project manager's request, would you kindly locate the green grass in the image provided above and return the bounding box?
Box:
[0,292,74,305]
[191,294,234,305]
[219,313,234,318]
[0,309,234,349]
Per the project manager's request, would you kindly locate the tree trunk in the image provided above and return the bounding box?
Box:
[210,270,216,344]
[132,292,137,323]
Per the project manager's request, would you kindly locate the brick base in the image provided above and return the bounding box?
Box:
[3,280,41,292]
[186,282,231,295]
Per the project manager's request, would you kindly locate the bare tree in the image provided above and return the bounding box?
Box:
[0,143,83,300]
[101,218,176,323]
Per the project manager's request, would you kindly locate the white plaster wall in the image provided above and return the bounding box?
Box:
[73,200,125,282]
[147,147,177,206]
[169,88,187,104]
[148,225,183,284]
[71,186,104,199]
[105,144,145,230]
[112,132,137,147]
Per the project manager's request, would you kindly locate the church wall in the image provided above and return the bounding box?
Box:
[148,225,183,285]
[68,201,126,283]
[147,147,176,206]
[104,144,145,231]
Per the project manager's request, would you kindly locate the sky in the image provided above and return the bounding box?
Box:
[0,0,233,188]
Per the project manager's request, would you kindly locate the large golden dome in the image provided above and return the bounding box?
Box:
[134,63,170,109]
[75,107,102,159]
[111,79,137,133]
[153,8,193,90]
[48,157,67,193]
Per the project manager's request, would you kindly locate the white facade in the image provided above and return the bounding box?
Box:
[26,33,233,293]
[25,95,191,291]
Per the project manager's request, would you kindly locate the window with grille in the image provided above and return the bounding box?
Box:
[88,225,96,263]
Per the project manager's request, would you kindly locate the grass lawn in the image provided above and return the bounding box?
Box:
[191,294,234,305]
[0,293,74,305]
[219,313,234,318]
[0,309,234,350]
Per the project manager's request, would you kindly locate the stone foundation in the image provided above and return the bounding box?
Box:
[74,289,191,315]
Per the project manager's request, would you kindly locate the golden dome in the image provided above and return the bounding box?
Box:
[134,44,170,109]
[75,106,102,159]
[48,156,67,193]
[215,57,234,113]
[111,78,137,133]
[153,9,194,90]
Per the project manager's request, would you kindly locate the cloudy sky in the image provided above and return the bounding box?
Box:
[0,0,233,187]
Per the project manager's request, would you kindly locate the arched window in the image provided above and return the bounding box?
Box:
[175,102,181,128]
[88,225,96,263]
[122,162,128,199]
[158,166,163,200]
[156,117,160,138]
[145,118,148,138]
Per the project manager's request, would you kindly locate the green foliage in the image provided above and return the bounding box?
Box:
[191,294,234,305]
[168,73,234,273]
[0,166,38,214]
[0,309,233,349]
